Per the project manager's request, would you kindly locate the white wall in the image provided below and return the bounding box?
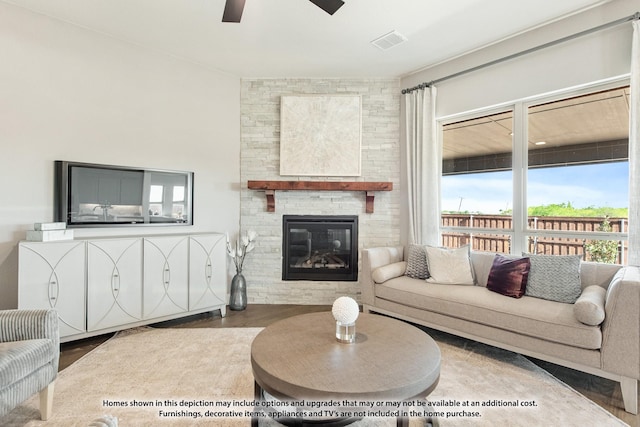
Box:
[398,0,637,244]
[0,3,241,308]
[402,0,636,117]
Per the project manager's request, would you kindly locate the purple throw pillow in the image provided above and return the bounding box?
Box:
[486,254,531,298]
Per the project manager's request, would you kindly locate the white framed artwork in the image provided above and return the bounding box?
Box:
[280,95,362,176]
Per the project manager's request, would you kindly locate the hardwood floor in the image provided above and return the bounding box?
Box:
[59,304,639,426]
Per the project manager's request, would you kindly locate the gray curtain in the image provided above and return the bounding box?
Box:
[404,86,440,245]
[629,20,639,266]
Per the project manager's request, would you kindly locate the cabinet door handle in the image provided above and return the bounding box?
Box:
[48,273,59,307]
[112,273,121,294]
[205,262,212,281]
[163,266,171,286]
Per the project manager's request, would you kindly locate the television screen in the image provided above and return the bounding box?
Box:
[55,161,193,227]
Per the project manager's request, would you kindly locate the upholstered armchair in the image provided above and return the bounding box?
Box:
[0,309,60,420]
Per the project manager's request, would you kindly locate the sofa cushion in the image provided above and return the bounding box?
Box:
[0,339,55,388]
[405,245,430,279]
[486,255,530,298]
[579,261,621,290]
[425,245,474,285]
[470,252,498,287]
[366,246,404,271]
[375,276,601,350]
[372,261,407,284]
[525,254,582,303]
[574,285,606,326]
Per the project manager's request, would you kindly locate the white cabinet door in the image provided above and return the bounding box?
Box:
[143,235,189,319]
[18,241,86,338]
[87,238,142,331]
[189,234,227,313]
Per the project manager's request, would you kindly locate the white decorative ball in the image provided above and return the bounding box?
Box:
[332,296,359,324]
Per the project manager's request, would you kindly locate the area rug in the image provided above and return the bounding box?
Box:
[1,326,628,426]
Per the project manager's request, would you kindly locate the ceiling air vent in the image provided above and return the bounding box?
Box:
[371,30,408,50]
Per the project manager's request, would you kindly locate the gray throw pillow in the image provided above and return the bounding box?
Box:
[524,253,582,303]
[404,244,430,279]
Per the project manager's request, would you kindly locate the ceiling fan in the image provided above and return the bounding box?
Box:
[222,0,345,23]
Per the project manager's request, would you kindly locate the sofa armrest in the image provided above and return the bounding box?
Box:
[601,266,640,380]
[361,246,404,306]
[0,309,59,346]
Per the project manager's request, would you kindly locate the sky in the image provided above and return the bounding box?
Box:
[441,161,629,214]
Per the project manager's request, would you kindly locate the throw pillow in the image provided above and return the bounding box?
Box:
[524,254,582,304]
[574,285,606,326]
[425,245,475,285]
[372,261,407,284]
[404,244,430,279]
[486,254,531,298]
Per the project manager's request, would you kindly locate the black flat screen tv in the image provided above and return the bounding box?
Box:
[54,161,193,228]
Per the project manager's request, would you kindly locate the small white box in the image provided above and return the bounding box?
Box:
[34,222,67,231]
[26,230,74,242]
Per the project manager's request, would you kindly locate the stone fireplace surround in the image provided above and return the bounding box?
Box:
[240,78,402,305]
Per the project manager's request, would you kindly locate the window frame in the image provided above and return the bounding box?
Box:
[438,78,629,260]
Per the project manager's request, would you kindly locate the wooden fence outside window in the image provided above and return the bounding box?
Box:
[442,214,628,264]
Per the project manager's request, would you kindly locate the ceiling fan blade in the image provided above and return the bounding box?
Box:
[308,0,345,16]
[222,0,246,23]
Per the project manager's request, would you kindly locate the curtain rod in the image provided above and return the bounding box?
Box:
[401,11,640,94]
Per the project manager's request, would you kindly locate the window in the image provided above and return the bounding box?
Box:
[149,185,164,216]
[147,174,191,222]
[173,186,185,202]
[526,86,629,263]
[172,185,185,219]
[440,84,629,263]
[442,110,514,254]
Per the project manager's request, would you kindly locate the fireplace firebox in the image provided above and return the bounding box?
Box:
[282,215,358,281]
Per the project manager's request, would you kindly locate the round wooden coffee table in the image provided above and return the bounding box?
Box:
[251,311,441,426]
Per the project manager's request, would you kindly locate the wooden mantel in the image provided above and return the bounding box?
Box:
[247,180,393,213]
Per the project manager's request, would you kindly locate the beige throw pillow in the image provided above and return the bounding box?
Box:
[574,285,606,326]
[425,245,475,285]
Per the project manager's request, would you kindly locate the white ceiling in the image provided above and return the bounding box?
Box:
[3,0,611,78]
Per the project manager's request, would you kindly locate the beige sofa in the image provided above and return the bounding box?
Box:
[362,246,640,414]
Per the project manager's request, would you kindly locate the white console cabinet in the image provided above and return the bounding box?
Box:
[18,233,228,342]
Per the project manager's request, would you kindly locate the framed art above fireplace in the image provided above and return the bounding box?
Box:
[279,95,362,177]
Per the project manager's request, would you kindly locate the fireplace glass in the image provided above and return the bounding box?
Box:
[282,215,358,281]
